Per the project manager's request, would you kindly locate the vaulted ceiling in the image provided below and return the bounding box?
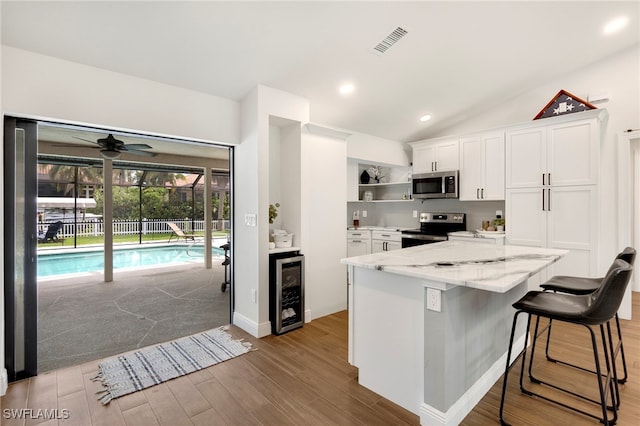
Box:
[2,1,639,143]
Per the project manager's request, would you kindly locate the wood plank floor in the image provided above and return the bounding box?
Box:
[2,293,639,425]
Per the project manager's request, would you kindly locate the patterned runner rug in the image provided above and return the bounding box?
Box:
[92,326,252,404]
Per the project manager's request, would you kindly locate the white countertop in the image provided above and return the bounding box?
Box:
[340,241,567,293]
[269,246,301,254]
[347,226,412,232]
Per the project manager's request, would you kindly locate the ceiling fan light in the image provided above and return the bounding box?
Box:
[100,149,121,160]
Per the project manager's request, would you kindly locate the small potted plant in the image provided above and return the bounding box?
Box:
[493,217,505,232]
[269,203,280,224]
[367,165,385,183]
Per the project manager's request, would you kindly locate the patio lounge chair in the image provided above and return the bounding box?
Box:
[167,222,195,242]
[38,221,64,243]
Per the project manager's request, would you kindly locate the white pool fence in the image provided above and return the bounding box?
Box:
[37,218,230,239]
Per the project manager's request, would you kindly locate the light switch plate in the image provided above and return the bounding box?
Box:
[244,213,257,227]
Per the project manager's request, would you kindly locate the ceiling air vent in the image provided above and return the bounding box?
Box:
[371,27,408,55]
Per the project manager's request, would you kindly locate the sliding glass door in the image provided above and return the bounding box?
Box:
[4,117,38,380]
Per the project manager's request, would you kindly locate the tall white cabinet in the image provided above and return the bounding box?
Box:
[505,111,605,279]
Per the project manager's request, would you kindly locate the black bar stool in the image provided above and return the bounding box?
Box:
[499,259,633,426]
[540,247,636,384]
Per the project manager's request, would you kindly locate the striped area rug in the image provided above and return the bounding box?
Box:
[92,326,252,404]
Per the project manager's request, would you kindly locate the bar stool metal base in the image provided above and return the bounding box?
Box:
[543,313,628,385]
[499,311,618,426]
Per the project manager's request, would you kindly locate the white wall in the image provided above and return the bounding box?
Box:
[0,46,240,394]
[2,46,240,144]
[233,85,309,337]
[301,126,349,319]
[347,132,410,167]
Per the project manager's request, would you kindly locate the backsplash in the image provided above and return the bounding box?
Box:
[347,199,506,231]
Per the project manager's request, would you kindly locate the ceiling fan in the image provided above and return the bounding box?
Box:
[73,134,157,159]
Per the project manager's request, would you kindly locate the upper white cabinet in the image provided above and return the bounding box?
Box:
[506,117,599,189]
[410,138,459,173]
[459,132,505,200]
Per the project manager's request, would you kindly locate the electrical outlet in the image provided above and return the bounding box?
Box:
[427,288,441,312]
[362,210,367,218]
[251,289,257,303]
[413,210,418,218]
[496,210,503,217]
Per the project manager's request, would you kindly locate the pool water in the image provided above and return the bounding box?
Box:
[37,245,223,278]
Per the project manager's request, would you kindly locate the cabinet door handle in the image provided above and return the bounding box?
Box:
[481,188,484,199]
[542,188,546,211]
[435,161,438,171]
[548,173,551,186]
[476,188,480,199]
[542,173,545,185]
[548,188,551,211]
[352,240,362,243]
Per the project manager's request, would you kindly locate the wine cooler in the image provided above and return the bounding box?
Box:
[269,251,305,335]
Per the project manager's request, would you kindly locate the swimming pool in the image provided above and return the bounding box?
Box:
[37,244,224,278]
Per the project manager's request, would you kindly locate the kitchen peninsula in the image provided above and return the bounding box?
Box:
[341,241,566,425]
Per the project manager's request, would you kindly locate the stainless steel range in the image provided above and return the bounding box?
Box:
[401,212,466,248]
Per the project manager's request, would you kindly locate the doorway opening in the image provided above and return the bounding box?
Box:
[4,117,234,378]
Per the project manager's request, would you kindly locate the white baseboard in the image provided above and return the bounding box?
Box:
[232,311,272,338]
[1,368,8,396]
[419,333,526,425]
[304,308,312,322]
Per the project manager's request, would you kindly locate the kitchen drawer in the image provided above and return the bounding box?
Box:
[347,229,371,240]
[371,230,402,242]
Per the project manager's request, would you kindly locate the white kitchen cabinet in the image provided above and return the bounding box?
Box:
[506,117,599,189]
[505,111,604,282]
[506,185,597,279]
[459,132,505,200]
[347,229,371,257]
[371,230,402,253]
[409,138,459,173]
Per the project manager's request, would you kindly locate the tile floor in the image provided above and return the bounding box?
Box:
[37,260,230,372]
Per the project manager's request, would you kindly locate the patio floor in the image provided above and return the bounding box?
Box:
[37,260,230,373]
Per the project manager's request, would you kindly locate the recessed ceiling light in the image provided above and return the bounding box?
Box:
[419,114,432,122]
[603,16,628,35]
[339,83,355,95]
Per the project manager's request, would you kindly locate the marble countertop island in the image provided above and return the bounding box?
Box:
[341,240,567,293]
[343,241,567,425]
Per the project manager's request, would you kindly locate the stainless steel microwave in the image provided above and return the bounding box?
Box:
[411,170,459,199]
